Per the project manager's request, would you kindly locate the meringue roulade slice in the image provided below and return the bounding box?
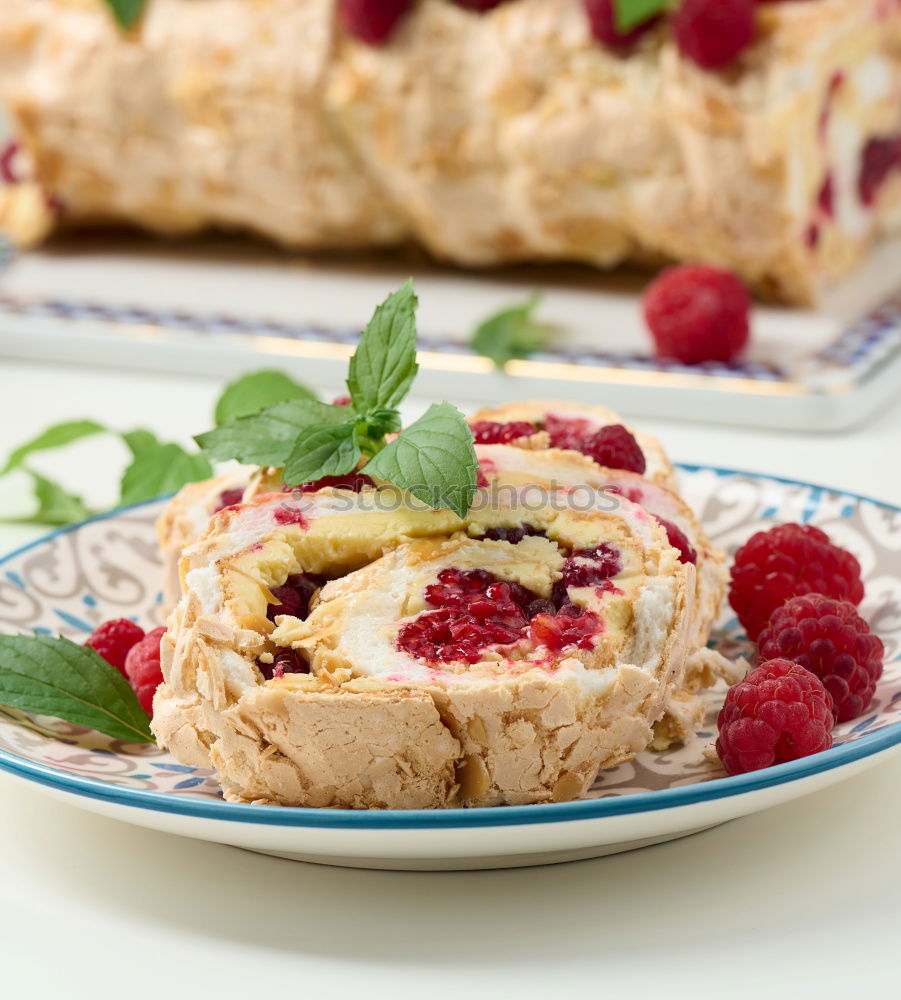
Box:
[469,401,677,490]
[153,483,694,809]
[474,443,735,746]
[155,466,281,614]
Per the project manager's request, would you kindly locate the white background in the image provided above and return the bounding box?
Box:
[0,359,900,998]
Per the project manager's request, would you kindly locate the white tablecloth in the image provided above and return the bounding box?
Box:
[0,358,899,999]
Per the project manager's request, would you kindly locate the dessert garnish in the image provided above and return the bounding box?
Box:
[196,281,479,517]
[469,293,554,368]
[0,633,154,742]
[643,264,751,366]
[716,659,834,776]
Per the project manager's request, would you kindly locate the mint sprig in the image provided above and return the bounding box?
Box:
[614,0,672,31]
[0,634,154,743]
[470,293,555,369]
[365,403,478,519]
[197,282,478,515]
[213,370,315,425]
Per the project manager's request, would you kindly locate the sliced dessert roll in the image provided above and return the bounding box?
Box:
[155,466,281,614]
[153,483,694,808]
[469,400,677,490]
[475,443,736,746]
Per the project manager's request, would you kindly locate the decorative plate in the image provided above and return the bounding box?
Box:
[0,465,899,870]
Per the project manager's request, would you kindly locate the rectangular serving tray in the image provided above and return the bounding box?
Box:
[0,232,899,431]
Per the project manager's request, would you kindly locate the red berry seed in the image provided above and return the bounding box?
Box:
[673,0,756,70]
[85,618,145,676]
[758,594,884,723]
[729,523,864,641]
[123,627,166,716]
[338,0,412,45]
[716,659,834,776]
[644,264,751,365]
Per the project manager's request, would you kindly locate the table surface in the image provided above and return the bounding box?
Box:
[0,358,899,999]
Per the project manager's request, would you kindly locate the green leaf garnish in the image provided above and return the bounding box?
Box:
[283,423,362,486]
[101,0,148,30]
[470,294,554,368]
[0,420,106,476]
[613,0,671,32]
[0,634,154,743]
[119,434,213,506]
[214,370,315,426]
[196,398,349,467]
[25,471,92,526]
[365,403,478,519]
[346,279,419,413]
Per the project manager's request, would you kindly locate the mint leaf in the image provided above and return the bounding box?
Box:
[119,440,213,506]
[196,398,349,467]
[101,0,147,30]
[0,634,153,743]
[0,471,93,527]
[347,280,419,413]
[122,428,160,460]
[365,403,477,519]
[283,423,361,486]
[614,0,671,31]
[214,370,315,426]
[471,294,553,368]
[1,420,106,476]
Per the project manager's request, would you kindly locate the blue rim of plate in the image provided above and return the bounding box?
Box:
[0,464,899,830]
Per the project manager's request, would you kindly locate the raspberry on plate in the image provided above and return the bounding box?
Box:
[124,626,166,716]
[643,264,751,365]
[338,0,412,45]
[729,523,864,640]
[673,0,757,70]
[758,594,885,723]
[84,618,145,676]
[716,659,834,776]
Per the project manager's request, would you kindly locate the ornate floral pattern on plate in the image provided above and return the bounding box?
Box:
[0,467,899,808]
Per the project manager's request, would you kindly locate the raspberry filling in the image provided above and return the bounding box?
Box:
[213,487,245,513]
[266,572,327,623]
[397,541,617,665]
[470,420,539,445]
[858,134,901,207]
[258,647,310,681]
[482,524,546,544]
[283,473,376,494]
[273,505,310,528]
[544,414,647,474]
[656,518,698,565]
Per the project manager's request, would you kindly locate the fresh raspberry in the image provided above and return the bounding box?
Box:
[716,659,833,775]
[673,0,756,70]
[656,517,697,565]
[338,0,412,44]
[584,0,659,51]
[643,264,751,365]
[758,594,884,723]
[579,425,647,474]
[213,487,244,513]
[729,523,864,640]
[284,473,376,494]
[85,619,146,676]
[123,627,166,716]
[470,420,538,445]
